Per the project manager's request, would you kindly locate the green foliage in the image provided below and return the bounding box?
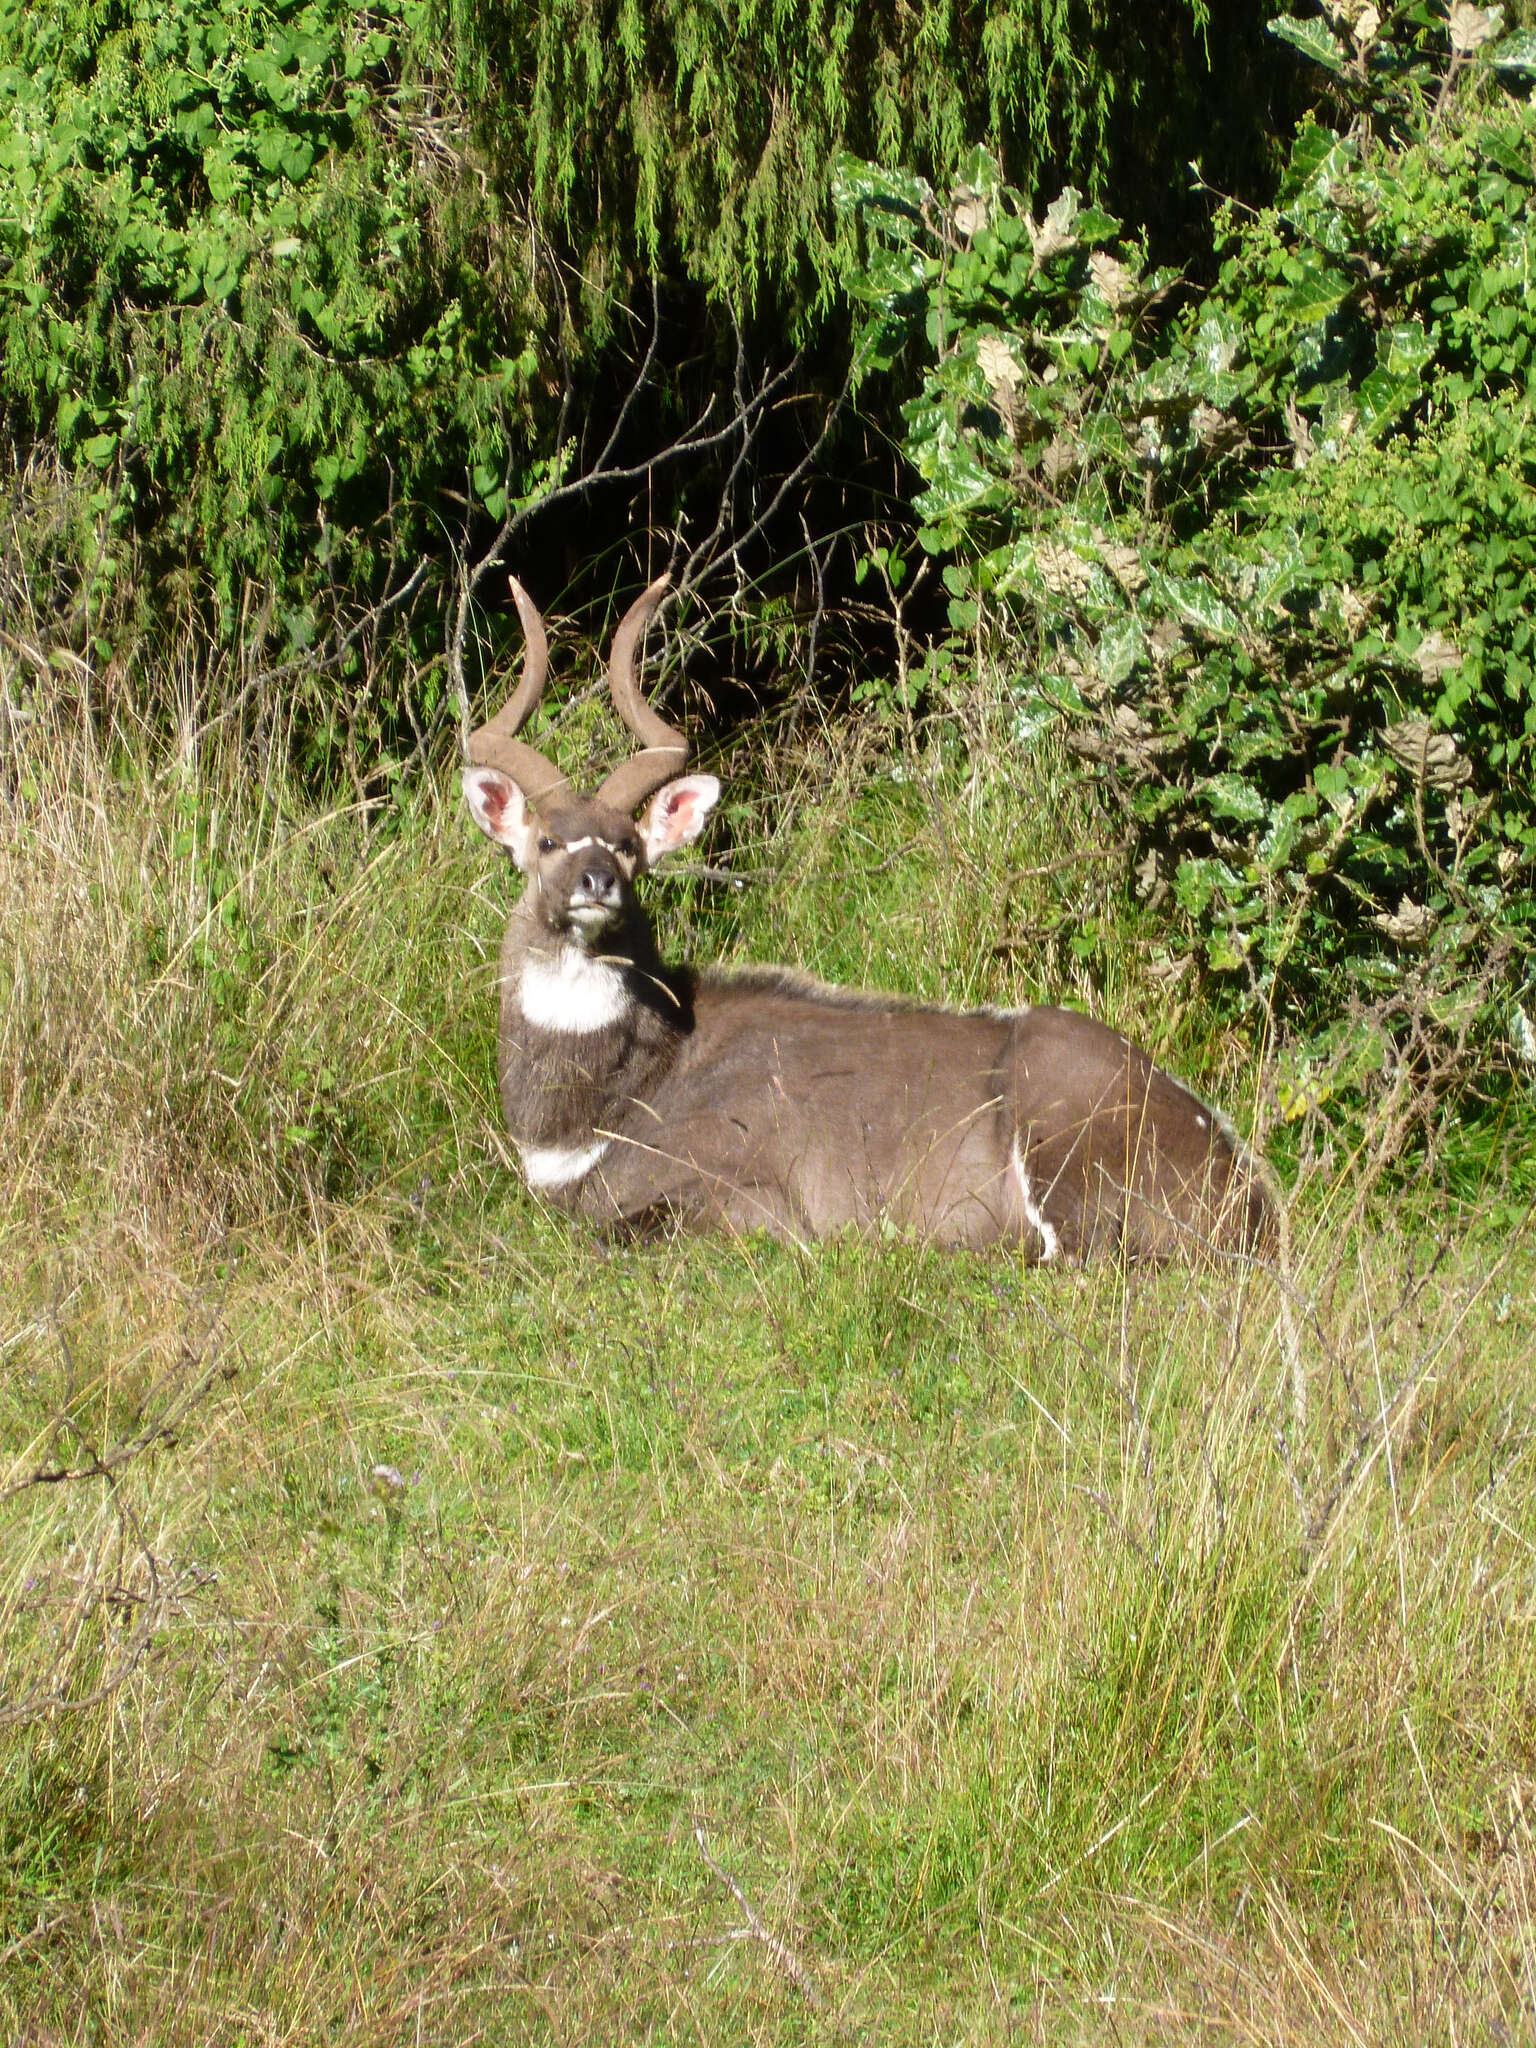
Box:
[439,0,1234,324]
[0,0,1280,755]
[0,0,538,708]
[837,7,1536,1111]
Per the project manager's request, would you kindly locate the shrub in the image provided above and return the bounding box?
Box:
[0,0,1267,761]
[0,0,537,737]
[835,4,1536,1123]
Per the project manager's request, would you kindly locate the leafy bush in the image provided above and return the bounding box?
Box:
[444,0,1282,320]
[0,0,536,724]
[837,4,1536,1116]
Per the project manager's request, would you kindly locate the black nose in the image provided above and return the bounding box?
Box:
[580,864,616,898]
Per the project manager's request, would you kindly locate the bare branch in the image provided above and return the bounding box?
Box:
[692,1814,822,2007]
[0,1493,165,1728]
[450,286,777,740]
[446,291,832,751]
[190,554,435,749]
[673,338,832,607]
[1,1285,233,1507]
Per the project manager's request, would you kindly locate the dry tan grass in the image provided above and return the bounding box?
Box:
[1,700,498,1246]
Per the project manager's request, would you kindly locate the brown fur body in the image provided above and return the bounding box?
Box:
[493,890,1271,1258]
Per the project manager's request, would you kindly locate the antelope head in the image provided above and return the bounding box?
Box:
[461,577,720,947]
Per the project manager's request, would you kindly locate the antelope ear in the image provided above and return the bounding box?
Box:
[639,774,721,867]
[462,766,537,868]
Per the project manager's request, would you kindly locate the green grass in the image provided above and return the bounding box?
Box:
[2,705,1534,2043]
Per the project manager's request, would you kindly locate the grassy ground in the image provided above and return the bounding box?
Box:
[3,701,1533,2044]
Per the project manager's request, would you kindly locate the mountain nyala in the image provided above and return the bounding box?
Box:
[461,576,1272,1259]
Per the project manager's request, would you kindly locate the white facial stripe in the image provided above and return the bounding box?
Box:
[1011,1141,1062,1263]
[519,950,629,1034]
[559,835,636,877]
[519,1137,609,1189]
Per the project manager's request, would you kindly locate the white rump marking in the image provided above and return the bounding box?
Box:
[1011,1140,1062,1263]
[519,1137,610,1189]
[519,950,629,1033]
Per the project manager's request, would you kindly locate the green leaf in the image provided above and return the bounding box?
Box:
[1278,257,1352,327]
[1314,761,1358,813]
[1200,773,1270,825]
[832,153,933,226]
[279,134,315,183]
[1174,855,1242,918]
[1279,121,1356,206]
[1258,789,1321,867]
[1490,30,1536,72]
[1268,16,1349,75]
[1144,568,1244,641]
[1073,205,1122,244]
[1094,615,1144,689]
[202,247,242,301]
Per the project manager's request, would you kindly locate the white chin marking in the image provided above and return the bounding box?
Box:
[519,950,628,1034]
[1011,1140,1061,1263]
[520,1137,610,1189]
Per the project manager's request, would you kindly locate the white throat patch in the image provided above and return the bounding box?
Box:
[519,1137,610,1189]
[519,949,629,1034]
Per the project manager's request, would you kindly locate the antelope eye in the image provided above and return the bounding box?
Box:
[537,836,557,855]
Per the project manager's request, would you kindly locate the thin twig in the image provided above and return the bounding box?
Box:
[676,353,843,611]
[692,1815,822,2007]
[447,294,809,747]
[189,555,434,747]
[664,863,778,886]
[1301,1195,1533,1556]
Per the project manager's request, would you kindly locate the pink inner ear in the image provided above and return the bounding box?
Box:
[660,787,702,844]
[642,774,716,860]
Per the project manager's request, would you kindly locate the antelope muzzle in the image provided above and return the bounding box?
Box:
[540,829,640,943]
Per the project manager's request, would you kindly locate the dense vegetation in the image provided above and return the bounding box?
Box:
[3,703,1532,2044]
[839,6,1536,1122]
[0,0,1288,752]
